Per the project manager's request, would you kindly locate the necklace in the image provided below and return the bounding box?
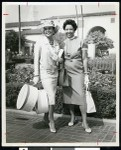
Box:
[49,39,54,46]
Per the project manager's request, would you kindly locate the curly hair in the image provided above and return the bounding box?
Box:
[63,19,78,31]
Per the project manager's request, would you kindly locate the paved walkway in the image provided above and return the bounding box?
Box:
[5,109,116,146]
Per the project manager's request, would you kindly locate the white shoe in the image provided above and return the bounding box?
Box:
[82,123,92,133]
[49,122,56,133]
[68,122,74,126]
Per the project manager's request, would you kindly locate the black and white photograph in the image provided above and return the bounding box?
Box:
[2,2,119,147]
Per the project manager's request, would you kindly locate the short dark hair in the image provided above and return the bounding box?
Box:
[63,19,78,31]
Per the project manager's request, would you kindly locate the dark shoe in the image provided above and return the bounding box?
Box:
[43,113,49,124]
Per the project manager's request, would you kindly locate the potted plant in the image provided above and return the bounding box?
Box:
[84,30,114,57]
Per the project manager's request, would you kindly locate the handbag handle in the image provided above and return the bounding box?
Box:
[29,81,43,90]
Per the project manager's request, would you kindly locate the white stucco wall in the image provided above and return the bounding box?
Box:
[6,25,38,32]
[6,13,119,54]
[25,34,41,42]
[81,15,118,53]
[55,15,118,54]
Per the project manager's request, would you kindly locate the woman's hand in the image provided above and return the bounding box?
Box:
[33,76,39,85]
[84,74,90,91]
[58,58,63,63]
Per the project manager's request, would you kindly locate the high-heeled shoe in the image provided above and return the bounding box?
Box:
[68,122,74,126]
[68,118,78,126]
[49,122,56,133]
[43,115,49,124]
[82,123,92,133]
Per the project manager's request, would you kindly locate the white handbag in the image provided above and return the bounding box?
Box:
[85,74,96,113]
[86,90,96,113]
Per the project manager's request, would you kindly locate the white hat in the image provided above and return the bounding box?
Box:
[41,20,55,28]
[38,20,59,33]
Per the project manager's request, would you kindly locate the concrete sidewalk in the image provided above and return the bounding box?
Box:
[5,109,116,146]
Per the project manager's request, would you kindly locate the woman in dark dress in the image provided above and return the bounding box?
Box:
[62,19,91,133]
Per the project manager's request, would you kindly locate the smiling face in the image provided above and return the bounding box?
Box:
[65,24,75,39]
[43,26,55,38]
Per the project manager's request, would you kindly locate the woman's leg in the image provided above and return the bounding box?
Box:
[79,104,91,131]
[43,113,49,123]
[48,105,56,132]
[68,104,75,126]
[48,105,54,122]
[79,104,88,127]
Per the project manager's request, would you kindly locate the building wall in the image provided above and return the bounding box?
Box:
[6,13,118,54]
[6,25,38,32]
[53,15,117,53]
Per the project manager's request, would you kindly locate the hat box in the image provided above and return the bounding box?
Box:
[36,89,49,114]
[16,84,38,112]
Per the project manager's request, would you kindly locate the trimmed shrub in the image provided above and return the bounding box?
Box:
[6,81,115,119]
[12,58,25,63]
[6,61,16,70]
[6,66,34,83]
[89,86,116,118]
[12,55,34,64]
[6,82,23,108]
[6,65,116,119]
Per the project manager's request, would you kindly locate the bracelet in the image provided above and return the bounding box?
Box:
[84,72,89,74]
[34,75,39,77]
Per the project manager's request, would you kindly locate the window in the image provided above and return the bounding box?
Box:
[111,18,115,23]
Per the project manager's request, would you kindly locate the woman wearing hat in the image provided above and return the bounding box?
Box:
[62,19,91,133]
[33,20,63,133]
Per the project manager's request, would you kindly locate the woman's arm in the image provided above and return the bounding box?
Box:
[33,40,41,84]
[82,47,90,89]
[82,48,88,73]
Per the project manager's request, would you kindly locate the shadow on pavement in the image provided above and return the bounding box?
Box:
[15,117,30,120]
[32,121,49,129]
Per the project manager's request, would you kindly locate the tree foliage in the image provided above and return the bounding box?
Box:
[83,31,114,57]
[5,30,26,54]
[84,31,114,49]
[54,32,66,49]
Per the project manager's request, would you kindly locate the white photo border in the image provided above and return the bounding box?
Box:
[2,2,120,147]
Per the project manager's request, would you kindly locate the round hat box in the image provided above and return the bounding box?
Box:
[16,84,38,112]
[36,89,49,114]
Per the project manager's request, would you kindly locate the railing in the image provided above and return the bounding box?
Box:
[88,56,116,74]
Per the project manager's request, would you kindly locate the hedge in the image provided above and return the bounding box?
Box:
[12,58,26,63]
[6,61,16,70]
[6,59,116,119]
[6,82,116,119]
[6,66,34,83]
[6,82,23,108]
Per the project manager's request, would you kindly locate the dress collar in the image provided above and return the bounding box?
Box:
[68,36,77,40]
